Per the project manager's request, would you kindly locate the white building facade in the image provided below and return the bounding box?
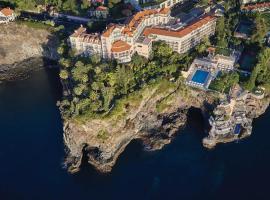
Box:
[69,8,217,63]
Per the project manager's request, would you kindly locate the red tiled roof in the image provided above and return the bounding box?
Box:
[111,40,131,52]
[159,7,170,15]
[70,25,101,44]
[102,24,115,37]
[143,15,216,38]
[102,23,123,38]
[122,8,170,36]
[78,34,101,44]
[71,25,87,37]
[103,8,170,38]
[242,2,270,10]
[0,7,14,17]
[96,6,108,11]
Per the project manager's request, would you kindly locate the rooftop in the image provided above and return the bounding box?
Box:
[136,36,152,45]
[143,14,216,38]
[70,26,101,44]
[121,8,170,37]
[70,26,87,37]
[242,2,270,10]
[111,40,131,52]
[96,6,108,11]
[78,33,101,44]
[0,7,14,17]
[102,23,124,38]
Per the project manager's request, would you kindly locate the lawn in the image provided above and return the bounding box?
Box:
[16,19,54,30]
[216,47,232,57]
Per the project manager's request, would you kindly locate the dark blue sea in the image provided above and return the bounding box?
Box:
[0,68,270,200]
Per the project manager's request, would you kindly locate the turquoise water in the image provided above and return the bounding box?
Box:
[0,68,270,200]
[191,70,209,84]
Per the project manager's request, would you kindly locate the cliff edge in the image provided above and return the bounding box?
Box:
[63,81,215,173]
[0,23,58,80]
[63,81,270,173]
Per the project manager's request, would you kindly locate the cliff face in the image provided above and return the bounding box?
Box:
[63,83,215,173]
[63,82,270,173]
[203,92,270,148]
[0,23,59,80]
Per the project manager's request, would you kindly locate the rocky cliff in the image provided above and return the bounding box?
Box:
[63,82,216,173]
[0,23,58,80]
[63,80,270,173]
[203,92,270,148]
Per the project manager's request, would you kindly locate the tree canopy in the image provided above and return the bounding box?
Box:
[210,72,240,93]
[244,48,270,91]
[58,41,191,118]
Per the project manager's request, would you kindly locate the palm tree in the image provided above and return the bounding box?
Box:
[59,70,69,80]
[107,72,117,87]
[60,58,71,68]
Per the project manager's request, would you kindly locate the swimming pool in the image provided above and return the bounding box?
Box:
[234,124,242,135]
[191,69,209,85]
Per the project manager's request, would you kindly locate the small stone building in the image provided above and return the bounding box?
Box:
[0,7,16,24]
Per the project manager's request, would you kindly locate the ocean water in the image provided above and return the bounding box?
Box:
[0,68,270,200]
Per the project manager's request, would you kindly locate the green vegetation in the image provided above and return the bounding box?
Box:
[16,19,50,29]
[212,0,270,94]
[199,0,210,6]
[215,47,232,57]
[53,0,270,123]
[97,129,109,141]
[209,72,239,93]
[251,14,268,46]
[16,19,55,30]
[1,0,90,15]
[261,13,270,28]
[214,0,240,48]
[195,37,211,56]
[244,48,270,91]
[2,0,132,16]
[58,41,198,120]
[155,78,190,113]
[107,0,121,9]
[140,0,166,8]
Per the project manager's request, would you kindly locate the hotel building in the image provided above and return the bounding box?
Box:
[69,7,217,63]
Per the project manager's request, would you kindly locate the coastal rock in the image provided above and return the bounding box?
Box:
[203,93,270,149]
[63,83,270,173]
[0,23,59,81]
[63,85,215,173]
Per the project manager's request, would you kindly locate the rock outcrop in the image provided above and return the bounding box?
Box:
[0,23,59,80]
[63,82,269,173]
[63,83,216,173]
[203,92,270,148]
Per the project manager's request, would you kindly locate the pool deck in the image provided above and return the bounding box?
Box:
[184,58,220,90]
[184,51,240,91]
[186,69,212,89]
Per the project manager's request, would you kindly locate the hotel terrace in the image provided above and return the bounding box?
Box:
[69,7,217,63]
[184,48,241,90]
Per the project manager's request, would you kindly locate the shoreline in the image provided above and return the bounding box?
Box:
[0,22,59,81]
[0,57,58,82]
[62,88,213,174]
[63,87,270,173]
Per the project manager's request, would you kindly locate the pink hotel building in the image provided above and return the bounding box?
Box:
[69,8,217,63]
